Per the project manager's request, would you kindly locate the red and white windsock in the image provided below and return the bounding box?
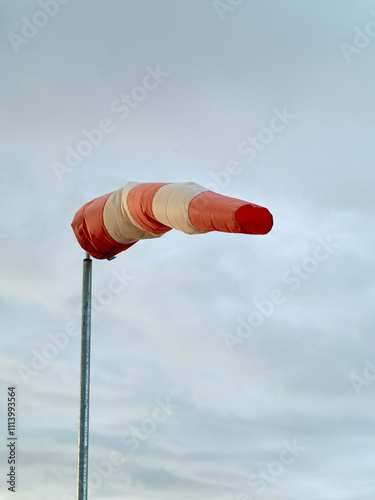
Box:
[71,181,273,259]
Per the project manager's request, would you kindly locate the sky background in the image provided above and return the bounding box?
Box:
[1,1,375,499]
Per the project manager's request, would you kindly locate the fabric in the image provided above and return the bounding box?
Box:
[188,191,273,234]
[151,182,209,234]
[71,192,137,260]
[71,181,273,259]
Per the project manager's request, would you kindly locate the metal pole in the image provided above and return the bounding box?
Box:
[77,252,92,500]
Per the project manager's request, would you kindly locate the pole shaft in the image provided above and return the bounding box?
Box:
[77,252,92,500]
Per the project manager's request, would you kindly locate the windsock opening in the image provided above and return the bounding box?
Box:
[71,192,137,259]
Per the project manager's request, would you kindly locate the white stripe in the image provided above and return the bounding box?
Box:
[103,182,163,244]
[152,182,208,234]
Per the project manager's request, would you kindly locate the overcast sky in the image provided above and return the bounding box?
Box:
[1,1,375,499]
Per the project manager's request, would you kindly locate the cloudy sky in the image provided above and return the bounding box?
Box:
[1,1,375,499]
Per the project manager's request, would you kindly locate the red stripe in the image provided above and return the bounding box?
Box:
[126,183,173,234]
[71,192,136,259]
[188,191,273,235]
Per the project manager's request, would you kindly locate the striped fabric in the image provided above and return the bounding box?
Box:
[71,181,273,259]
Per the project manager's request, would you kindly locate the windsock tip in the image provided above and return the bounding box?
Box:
[235,204,273,235]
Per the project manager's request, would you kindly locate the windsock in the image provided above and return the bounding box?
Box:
[71,181,273,260]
